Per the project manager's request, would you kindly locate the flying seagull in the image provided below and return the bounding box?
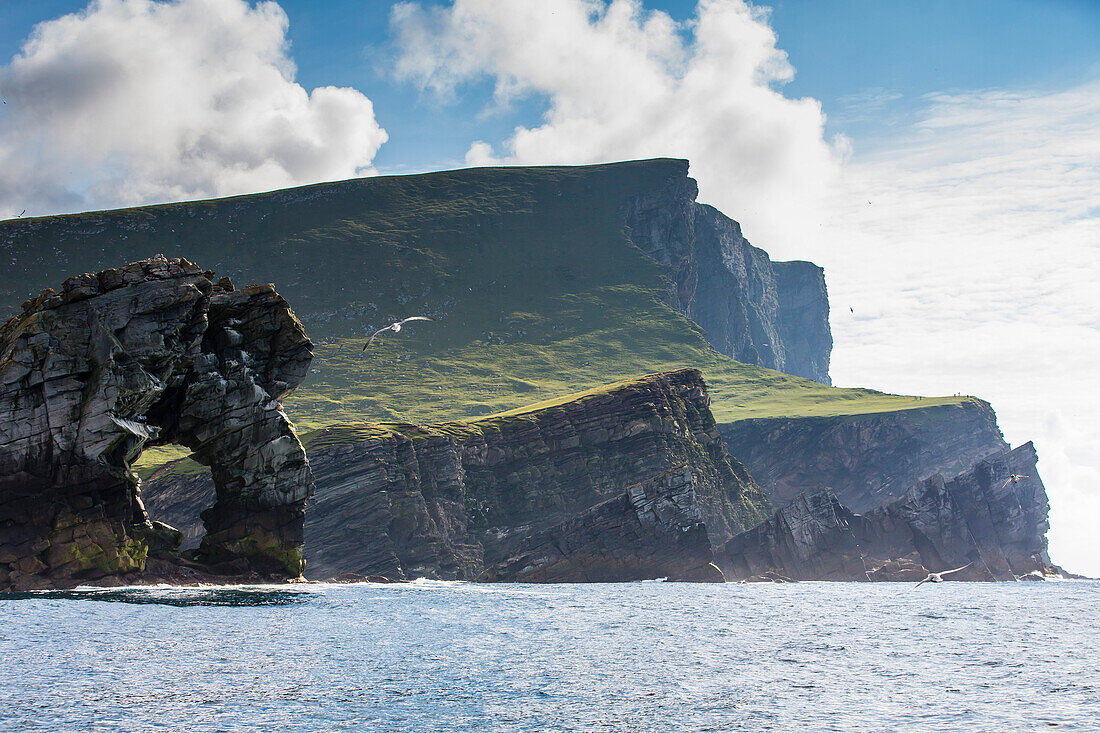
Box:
[898,562,972,594]
[363,316,436,349]
[999,474,1030,490]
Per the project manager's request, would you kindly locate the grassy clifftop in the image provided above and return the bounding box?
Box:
[1,159,967,460]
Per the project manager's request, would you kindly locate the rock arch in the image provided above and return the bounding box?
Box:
[0,256,314,590]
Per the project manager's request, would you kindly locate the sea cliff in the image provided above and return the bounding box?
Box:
[719,400,1007,512]
[719,442,1057,581]
[145,368,769,582]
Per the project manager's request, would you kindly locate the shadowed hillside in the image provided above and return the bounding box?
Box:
[0,159,970,477]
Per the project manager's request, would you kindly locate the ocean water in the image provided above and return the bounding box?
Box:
[1,581,1097,732]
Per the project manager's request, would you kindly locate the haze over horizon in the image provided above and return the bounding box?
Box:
[1,0,1096,574]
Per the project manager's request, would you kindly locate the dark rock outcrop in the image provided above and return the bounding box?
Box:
[622,164,832,384]
[0,256,314,590]
[479,467,725,583]
[720,400,1008,513]
[718,443,1057,581]
[144,368,770,582]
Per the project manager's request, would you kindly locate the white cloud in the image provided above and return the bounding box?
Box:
[391,0,840,254]
[0,0,388,218]
[819,82,1100,576]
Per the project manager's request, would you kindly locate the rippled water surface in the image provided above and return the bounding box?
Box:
[2,581,1098,732]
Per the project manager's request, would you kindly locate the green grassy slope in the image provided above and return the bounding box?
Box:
[0,159,968,473]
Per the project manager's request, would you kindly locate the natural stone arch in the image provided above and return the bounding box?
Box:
[0,256,314,590]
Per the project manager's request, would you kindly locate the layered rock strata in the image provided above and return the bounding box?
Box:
[145,368,770,581]
[479,466,725,583]
[719,443,1056,581]
[0,256,314,590]
[720,400,1008,513]
[622,165,832,384]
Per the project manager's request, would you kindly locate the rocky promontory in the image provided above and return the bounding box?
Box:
[622,164,832,384]
[719,442,1058,581]
[0,256,314,590]
[144,368,770,582]
[720,400,1007,512]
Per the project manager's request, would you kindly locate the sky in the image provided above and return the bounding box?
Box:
[0,0,1097,574]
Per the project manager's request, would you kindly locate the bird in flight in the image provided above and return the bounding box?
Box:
[999,474,1030,490]
[18,210,25,217]
[363,316,436,349]
[898,562,972,593]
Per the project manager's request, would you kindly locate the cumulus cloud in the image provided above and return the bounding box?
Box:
[819,82,1100,575]
[0,0,388,218]
[391,0,839,253]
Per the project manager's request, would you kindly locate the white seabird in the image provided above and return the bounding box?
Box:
[899,562,973,593]
[999,474,1030,490]
[363,316,436,349]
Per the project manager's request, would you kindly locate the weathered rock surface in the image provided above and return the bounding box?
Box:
[144,368,770,582]
[479,466,725,583]
[718,443,1057,581]
[622,165,832,384]
[0,256,314,590]
[720,400,1008,513]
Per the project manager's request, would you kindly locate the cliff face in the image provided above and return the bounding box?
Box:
[0,256,314,590]
[773,261,832,385]
[621,169,832,384]
[144,369,770,582]
[719,443,1055,581]
[720,400,1008,513]
[479,466,725,583]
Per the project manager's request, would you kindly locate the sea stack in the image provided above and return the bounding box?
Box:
[0,256,315,590]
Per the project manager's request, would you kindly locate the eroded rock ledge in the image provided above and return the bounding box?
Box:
[718,442,1058,581]
[145,368,770,582]
[0,256,314,590]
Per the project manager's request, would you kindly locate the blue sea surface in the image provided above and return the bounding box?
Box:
[1,580,1097,732]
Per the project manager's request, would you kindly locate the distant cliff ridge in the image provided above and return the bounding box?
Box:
[0,158,833,403]
[622,162,832,384]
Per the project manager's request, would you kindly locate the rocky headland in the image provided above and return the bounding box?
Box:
[621,163,832,384]
[719,442,1059,581]
[0,256,314,590]
[144,368,769,582]
[0,159,1065,586]
[720,400,1008,513]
